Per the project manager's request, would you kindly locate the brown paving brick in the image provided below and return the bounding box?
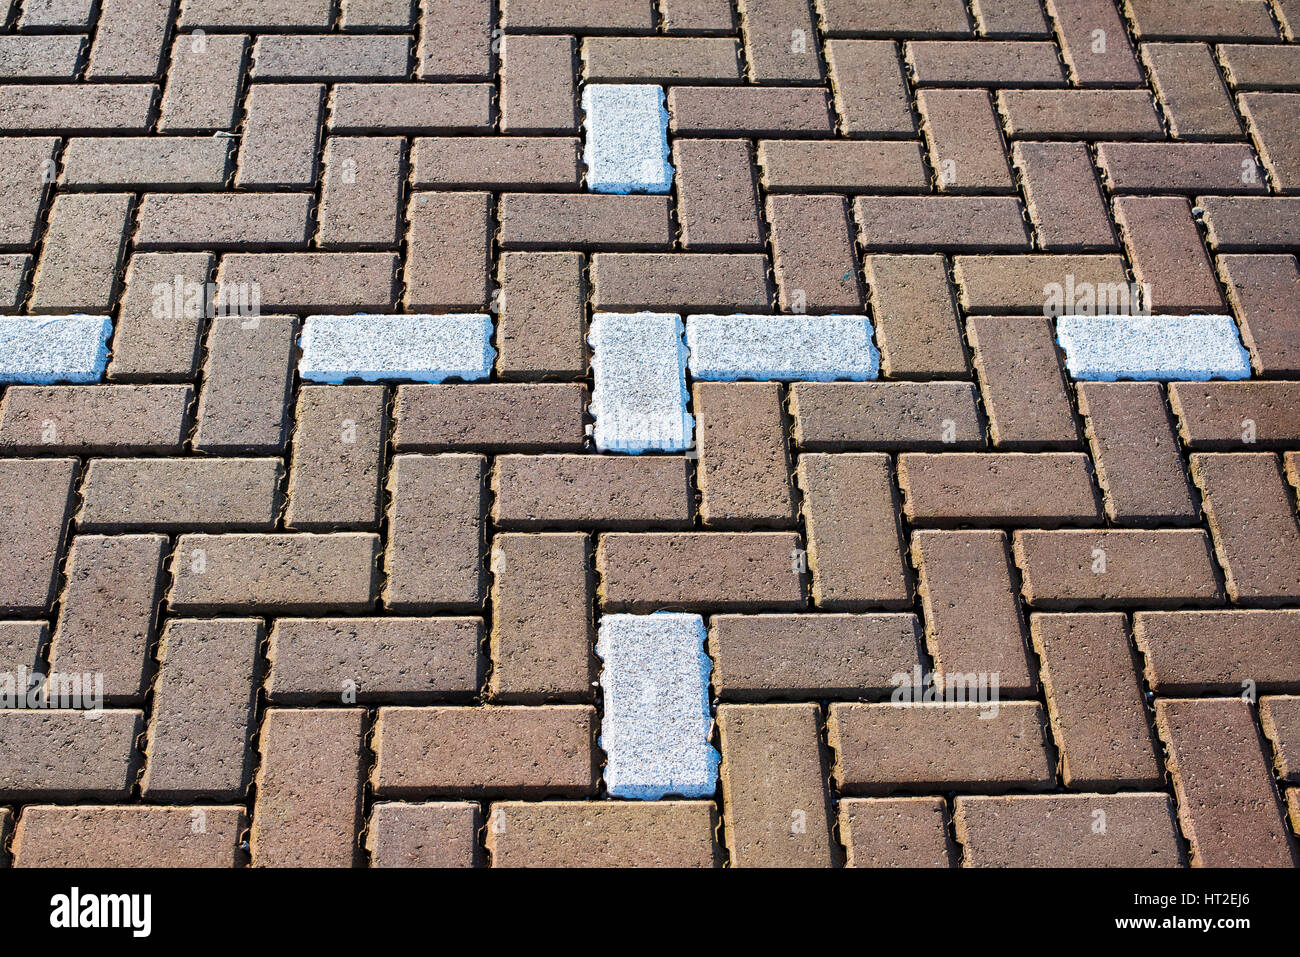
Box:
[1261,696,1300,783]
[1219,44,1300,91]
[816,0,972,35]
[497,251,587,379]
[709,613,922,700]
[47,534,165,702]
[12,806,246,868]
[758,140,928,193]
[1127,0,1278,41]
[0,385,190,454]
[266,617,481,704]
[330,83,495,133]
[384,454,486,612]
[839,797,955,868]
[159,33,249,132]
[694,382,796,528]
[1030,613,1161,788]
[79,458,283,532]
[0,137,57,248]
[217,254,397,312]
[318,137,405,248]
[1170,381,1300,450]
[486,801,719,867]
[591,253,771,312]
[372,705,596,797]
[107,252,212,381]
[667,86,834,137]
[954,794,1182,867]
[29,193,131,314]
[864,254,968,378]
[1134,609,1300,694]
[912,530,1036,696]
[489,532,593,703]
[790,381,984,451]
[1288,789,1300,834]
[502,0,655,31]
[908,40,1064,85]
[1117,195,1224,312]
[1142,42,1241,138]
[0,621,43,679]
[87,0,176,79]
[252,708,365,868]
[1239,92,1300,190]
[824,39,915,135]
[193,315,296,453]
[499,194,672,250]
[1044,0,1143,85]
[1013,141,1117,251]
[63,135,229,191]
[1077,382,1197,525]
[971,0,1051,35]
[1218,255,1300,375]
[0,710,141,800]
[854,196,1030,251]
[898,452,1101,527]
[411,137,581,189]
[169,533,380,614]
[1155,697,1296,868]
[583,36,740,81]
[395,383,585,452]
[1096,142,1264,194]
[916,89,1015,192]
[501,35,577,134]
[674,139,763,251]
[136,193,312,249]
[1013,529,1222,609]
[492,454,693,530]
[1280,0,1300,40]
[418,0,490,78]
[19,0,95,27]
[141,618,261,801]
[597,532,805,612]
[953,253,1130,313]
[796,454,911,610]
[738,0,823,81]
[0,255,26,309]
[0,84,155,134]
[235,84,323,187]
[286,385,386,531]
[0,36,84,80]
[0,458,76,615]
[768,194,862,312]
[997,90,1164,138]
[968,316,1080,449]
[367,802,480,868]
[181,0,333,28]
[661,0,735,32]
[829,702,1055,794]
[1191,452,1300,605]
[406,191,491,311]
[253,33,410,79]
[1200,197,1300,250]
[717,703,836,867]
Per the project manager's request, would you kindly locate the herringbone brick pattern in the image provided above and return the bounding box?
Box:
[0,0,1298,868]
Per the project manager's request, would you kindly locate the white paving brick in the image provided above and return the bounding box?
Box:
[685,314,880,381]
[298,313,495,383]
[582,84,672,195]
[0,314,111,385]
[589,311,693,453]
[1056,314,1252,381]
[596,612,719,801]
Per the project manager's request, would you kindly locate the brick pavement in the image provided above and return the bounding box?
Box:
[0,0,1298,869]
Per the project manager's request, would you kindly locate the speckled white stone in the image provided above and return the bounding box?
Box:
[298,313,495,383]
[596,612,719,801]
[582,84,673,194]
[1056,314,1252,381]
[0,314,111,385]
[685,313,881,381]
[589,311,693,453]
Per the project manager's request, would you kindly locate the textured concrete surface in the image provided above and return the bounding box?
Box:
[588,311,692,453]
[1056,314,1253,381]
[0,314,111,384]
[298,313,495,383]
[582,83,673,194]
[686,313,881,381]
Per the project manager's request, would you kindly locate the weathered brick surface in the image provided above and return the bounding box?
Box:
[4,0,1297,869]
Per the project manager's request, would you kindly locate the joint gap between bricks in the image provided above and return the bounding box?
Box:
[372,383,399,612]
[233,617,275,869]
[358,705,378,868]
[30,457,88,710]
